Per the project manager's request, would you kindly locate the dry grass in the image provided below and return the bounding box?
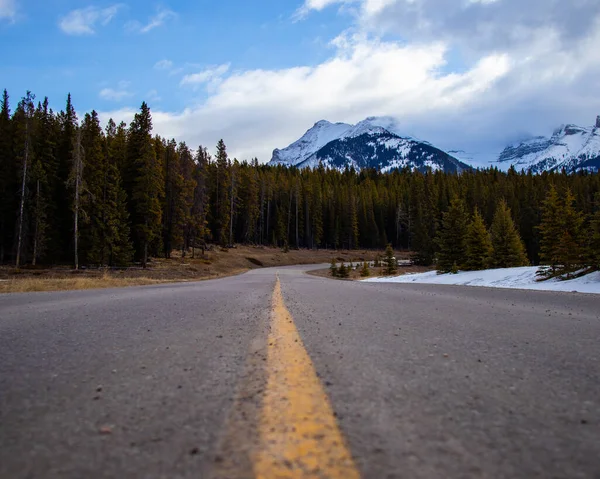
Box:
[0,245,386,294]
[0,273,166,294]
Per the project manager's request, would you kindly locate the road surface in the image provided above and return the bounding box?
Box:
[1,265,599,478]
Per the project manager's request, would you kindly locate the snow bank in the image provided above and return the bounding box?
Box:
[363,266,600,294]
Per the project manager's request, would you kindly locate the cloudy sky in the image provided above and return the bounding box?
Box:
[1,0,599,165]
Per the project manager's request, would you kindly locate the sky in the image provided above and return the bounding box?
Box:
[1,0,599,166]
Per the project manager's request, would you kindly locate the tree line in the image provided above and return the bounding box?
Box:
[1,90,599,275]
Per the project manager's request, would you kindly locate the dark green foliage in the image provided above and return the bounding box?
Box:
[360,261,370,277]
[464,209,492,270]
[383,243,397,275]
[436,197,468,273]
[490,200,529,268]
[330,258,338,277]
[588,193,600,270]
[1,88,599,273]
[338,262,349,278]
[127,103,164,267]
[538,187,585,277]
[538,186,562,273]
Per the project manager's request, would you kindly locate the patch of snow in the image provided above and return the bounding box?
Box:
[363,266,600,294]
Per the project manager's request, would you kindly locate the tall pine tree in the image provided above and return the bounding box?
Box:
[490,199,529,268]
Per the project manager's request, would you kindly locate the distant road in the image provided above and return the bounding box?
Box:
[1,265,599,478]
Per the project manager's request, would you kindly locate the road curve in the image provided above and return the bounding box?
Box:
[1,265,599,478]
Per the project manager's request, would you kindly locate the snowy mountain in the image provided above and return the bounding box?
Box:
[495,117,600,173]
[270,118,471,174]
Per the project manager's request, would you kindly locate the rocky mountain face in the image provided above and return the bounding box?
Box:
[495,117,600,173]
[270,118,471,174]
[270,116,600,174]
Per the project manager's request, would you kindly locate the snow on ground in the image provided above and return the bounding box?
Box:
[363,266,600,294]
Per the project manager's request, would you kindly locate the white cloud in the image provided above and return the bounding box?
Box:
[126,7,176,34]
[100,37,514,162]
[59,5,121,35]
[99,1,600,166]
[180,64,231,89]
[99,81,132,101]
[0,0,16,21]
[154,59,173,70]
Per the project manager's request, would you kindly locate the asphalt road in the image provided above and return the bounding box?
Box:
[1,265,599,478]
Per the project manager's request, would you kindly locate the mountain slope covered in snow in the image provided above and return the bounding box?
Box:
[496,117,600,173]
[270,117,470,173]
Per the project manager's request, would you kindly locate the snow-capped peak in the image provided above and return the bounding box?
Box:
[269,116,471,174]
[270,120,352,166]
[496,117,600,173]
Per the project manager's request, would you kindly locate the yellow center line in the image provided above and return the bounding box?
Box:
[253,276,360,478]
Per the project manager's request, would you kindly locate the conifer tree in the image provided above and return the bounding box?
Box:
[435,197,468,273]
[383,243,397,275]
[538,186,562,273]
[490,199,529,268]
[0,90,14,263]
[104,119,133,266]
[464,209,492,270]
[338,262,349,278]
[127,102,164,267]
[213,139,231,245]
[587,192,600,270]
[329,258,338,277]
[360,261,370,277]
[555,188,584,276]
[54,93,78,262]
[14,91,36,267]
[30,97,56,265]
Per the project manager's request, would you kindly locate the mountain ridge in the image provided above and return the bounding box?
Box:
[270,118,470,174]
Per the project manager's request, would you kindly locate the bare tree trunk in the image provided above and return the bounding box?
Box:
[32,179,40,266]
[73,129,83,270]
[287,190,292,244]
[16,115,30,269]
[295,184,299,249]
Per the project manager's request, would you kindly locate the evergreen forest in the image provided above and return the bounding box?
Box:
[1,90,599,277]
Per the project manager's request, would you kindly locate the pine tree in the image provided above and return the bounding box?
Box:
[31,97,56,265]
[0,90,15,263]
[104,119,133,266]
[14,91,36,267]
[464,209,492,271]
[338,262,349,278]
[538,186,562,273]
[213,139,230,245]
[435,197,468,273]
[360,261,370,277]
[54,93,78,262]
[383,243,397,275]
[329,258,338,277]
[490,199,529,268]
[127,102,164,267]
[556,189,584,276]
[587,192,600,270]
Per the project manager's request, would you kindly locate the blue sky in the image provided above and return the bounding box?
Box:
[0,1,348,112]
[1,0,600,165]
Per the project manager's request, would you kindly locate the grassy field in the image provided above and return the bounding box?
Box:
[0,246,389,293]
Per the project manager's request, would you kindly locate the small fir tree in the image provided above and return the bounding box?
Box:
[490,200,529,268]
[435,197,468,273]
[383,244,397,275]
[587,193,600,270]
[538,186,562,274]
[360,261,370,277]
[464,209,492,271]
[329,258,338,277]
[338,262,349,278]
